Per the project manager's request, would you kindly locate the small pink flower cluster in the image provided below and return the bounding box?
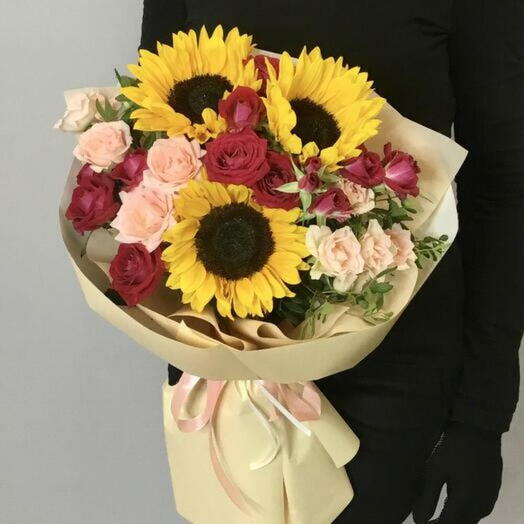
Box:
[306,221,415,292]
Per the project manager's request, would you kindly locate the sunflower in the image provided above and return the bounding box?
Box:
[122,26,261,141]
[263,48,385,170]
[162,181,309,319]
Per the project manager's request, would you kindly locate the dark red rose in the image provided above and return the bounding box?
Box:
[65,170,120,234]
[309,187,352,222]
[109,243,165,307]
[254,55,280,94]
[382,143,420,198]
[218,86,265,132]
[342,150,385,188]
[109,149,147,191]
[252,151,300,210]
[76,163,97,185]
[203,128,270,186]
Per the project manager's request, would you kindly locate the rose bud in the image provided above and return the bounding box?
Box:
[309,187,352,222]
[304,156,322,176]
[382,143,420,198]
[252,151,300,210]
[65,172,120,234]
[109,244,165,307]
[109,149,148,191]
[203,128,270,186]
[254,55,280,94]
[342,150,385,188]
[218,86,265,132]
[298,172,321,193]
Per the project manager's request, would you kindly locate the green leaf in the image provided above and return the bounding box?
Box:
[300,191,312,211]
[371,282,394,294]
[115,69,139,88]
[276,181,299,193]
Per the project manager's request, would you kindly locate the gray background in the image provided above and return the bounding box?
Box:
[0,1,521,523]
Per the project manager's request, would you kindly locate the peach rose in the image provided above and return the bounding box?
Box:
[74,121,132,173]
[306,225,365,292]
[143,137,203,193]
[339,179,375,215]
[54,88,120,133]
[386,223,416,270]
[110,184,175,252]
[360,219,395,275]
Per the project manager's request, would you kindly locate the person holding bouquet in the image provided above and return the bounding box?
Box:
[138,1,523,523]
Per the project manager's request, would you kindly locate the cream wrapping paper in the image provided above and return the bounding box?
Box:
[163,380,359,524]
[58,52,467,522]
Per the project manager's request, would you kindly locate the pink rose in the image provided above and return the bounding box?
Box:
[386,223,416,270]
[65,167,120,234]
[143,137,203,193]
[382,143,420,198]
[218,86,265,132]
[254,55,280,94]
[306,225,365,292]
[109,243,165,307]
[203,128,270,186]
[339,180,375,215]
[342,150,385,188]
[110,184,175,252]
[252,151,300,210]
[109,149,148,191]
[309,187,352,221]
[74,121,132,172]
[360,219,395,275]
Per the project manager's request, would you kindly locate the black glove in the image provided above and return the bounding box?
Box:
[413,422,502,524]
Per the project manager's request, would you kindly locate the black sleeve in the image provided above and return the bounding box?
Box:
[449,0,524,433]
[140,0,187,52]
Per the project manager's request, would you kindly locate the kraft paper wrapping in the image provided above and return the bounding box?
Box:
[58,66,466,523]
[163,380,359,524]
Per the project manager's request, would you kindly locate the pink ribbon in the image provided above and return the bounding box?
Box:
[170,373,322,516]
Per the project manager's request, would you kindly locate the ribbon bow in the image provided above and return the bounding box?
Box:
[170,373,322,515]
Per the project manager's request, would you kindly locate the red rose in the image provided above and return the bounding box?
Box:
[65,169,120,234]
[109,243,165,307]
[342,150,385,188]
[309,187,352,222]
[109,149,147,191]
[218,86,265,132]
[382,143,420,198]
[203,128,270,186]
[76,163,97,185]
[252,151,300,210]
[254,55,280,94]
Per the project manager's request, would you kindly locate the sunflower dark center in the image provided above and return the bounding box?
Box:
[290,98,341,150]
[195,203,275,280]
[168,74,233,124]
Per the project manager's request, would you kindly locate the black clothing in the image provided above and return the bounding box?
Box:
[142,1,523,522]
[145,0,523,435]
[413,423,502,524]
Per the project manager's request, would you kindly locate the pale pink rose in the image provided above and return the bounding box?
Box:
[143,137,203,193]
[54,88,120,132]
[360,219,395,275]
[339,179,375,215]
[110,184,175,252]
[306,225,365,292]
[386,223,416,270]
[74,121,132,173]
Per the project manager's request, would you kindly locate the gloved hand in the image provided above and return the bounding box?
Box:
[413,422,502,524]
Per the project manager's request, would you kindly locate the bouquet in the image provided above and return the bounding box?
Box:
[57,26,467,524]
